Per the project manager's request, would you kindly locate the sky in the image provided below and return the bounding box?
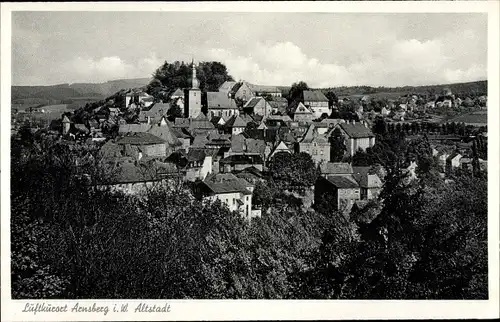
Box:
[12,12,487,87]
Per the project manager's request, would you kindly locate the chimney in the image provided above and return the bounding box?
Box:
[147,116,151,124]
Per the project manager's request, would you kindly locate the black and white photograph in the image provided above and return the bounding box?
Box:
[1,1,499,320]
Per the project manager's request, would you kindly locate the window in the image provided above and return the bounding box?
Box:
[233,198,235,205]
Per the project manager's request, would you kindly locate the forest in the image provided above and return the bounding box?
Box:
[11,127,488,299]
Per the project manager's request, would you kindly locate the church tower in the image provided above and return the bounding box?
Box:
[185,59,202,118]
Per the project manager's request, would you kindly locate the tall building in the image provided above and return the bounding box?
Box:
[184,60,202,118]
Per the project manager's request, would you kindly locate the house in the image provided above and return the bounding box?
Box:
[115,132,167,157]
[303,90,331,119]
[220,154,264,173]
[353,172,383,200]
[170,88,184,100]
[226,134,268,160]
[446,152,463,173]
[244,97,272,117]
[125,91,154,108]
[218,81,237,95]
[314,175,360,211]
[62,115,71,135]
[207,92,240,119]
[229,82,254,102]
[166,149,213,181]
[224,115,248,135]
[293,102,315,122]
[234,166,266,184]
[297,124,330,164]
[247,84,282,97]
[195,173,259,219]
[211,116,226,128]
[97,157,180,194]
[268,141,292,160]
[320,162,354,177]
[188,113,217,136]
[139,103,171,124]
[336,121,376,156]
[267,97,289,114]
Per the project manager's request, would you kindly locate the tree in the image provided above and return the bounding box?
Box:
[268,152,319,189]
[148,61,234,100]
[167,105,183,121]
[288,81,309,103]
[325,91,338,108]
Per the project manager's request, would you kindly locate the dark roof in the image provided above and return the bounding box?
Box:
[352,166,371,176]
[187,149,207,162]
[339,123,374,138]
[225,115,248,128]
[220,154,263,165]
[116,132,166,145]
[230,82,244,94]
[325,175,359,189]
[353,173,382,188]
[207,92,238,109]
[148,124,182,146]
[107,158,178,184]
[303,90,328,102]
[320,162,353,175]
[202,173,253,195]
[171,88,184,97]
[245,97,263,109]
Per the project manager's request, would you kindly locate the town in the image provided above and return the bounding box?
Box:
[12,60,488,217]
[11,59,488,300]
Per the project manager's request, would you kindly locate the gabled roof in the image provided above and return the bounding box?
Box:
[303,90,328,102]
[202,173,253,195]
[189,113,216,131]
[225,115,247,128]
[211,116,226,126]
[353,173,382,188]
[293,102,313,115]
[62,115,71,123]
[300,124,327,144]
[320,162,353,175]
[207,92,238,109]
[173,118,190,128]
[171,88,184,97]
[148,123,182,146]
[219,81,237,92]
[325,175,359,189]
[116,132,166,145]
[244,97,264,109]
[339,123,374,139]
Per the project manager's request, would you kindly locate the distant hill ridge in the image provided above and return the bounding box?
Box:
[12,77,151,101]
[12,78,486,103]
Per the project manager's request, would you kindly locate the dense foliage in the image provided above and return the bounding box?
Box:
[147,60,234,101]
[11,129,488,299]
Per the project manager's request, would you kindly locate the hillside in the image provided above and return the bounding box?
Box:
[320,80,487,98]
[11,77,151,102]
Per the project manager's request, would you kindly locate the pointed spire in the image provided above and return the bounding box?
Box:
[191,58,199,89]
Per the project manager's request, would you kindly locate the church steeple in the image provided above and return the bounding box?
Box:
[191,59,199,89]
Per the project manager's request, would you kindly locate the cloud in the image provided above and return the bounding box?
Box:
[61,53,162,84]
[206,39,486,87]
